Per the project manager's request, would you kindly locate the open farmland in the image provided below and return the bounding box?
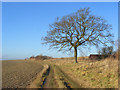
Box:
[40,58,118,88]
[27,58,118,88]
[2,60,43,88]
[2,58,118,88]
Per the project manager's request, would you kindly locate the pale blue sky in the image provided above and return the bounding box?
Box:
[2,2,118,60]
[1,0,119,2]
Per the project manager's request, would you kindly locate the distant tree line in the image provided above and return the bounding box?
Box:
[98,46,113,55]
[29,54,53,60]
[98,46,116,59]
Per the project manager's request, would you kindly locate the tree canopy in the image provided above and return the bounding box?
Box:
[42,7,114,63]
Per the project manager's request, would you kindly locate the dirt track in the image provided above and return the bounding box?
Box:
[42,65,59,88]
[40,64,81,88]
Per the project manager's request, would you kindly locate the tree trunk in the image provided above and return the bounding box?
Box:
[74,47,78,63]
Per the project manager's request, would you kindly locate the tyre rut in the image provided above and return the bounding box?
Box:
[41,65,58,88]
[54,65,82,88]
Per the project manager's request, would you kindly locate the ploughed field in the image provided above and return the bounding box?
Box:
[2,60,43,88]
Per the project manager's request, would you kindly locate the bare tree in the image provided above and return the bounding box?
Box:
[42,7,114,63]
[98,46,114,56]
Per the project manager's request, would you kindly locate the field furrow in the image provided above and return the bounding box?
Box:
[2,60,43,88]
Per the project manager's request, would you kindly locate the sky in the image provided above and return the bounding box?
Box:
[1,0,120,2]
[2,2,118,60]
